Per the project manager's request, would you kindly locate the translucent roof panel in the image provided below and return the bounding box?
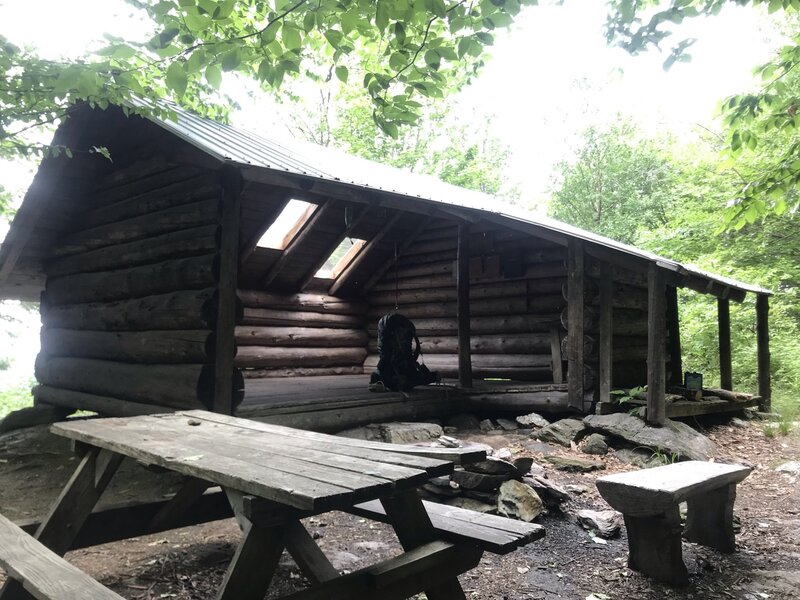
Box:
[256,199,316,250]
[315,238,366,279]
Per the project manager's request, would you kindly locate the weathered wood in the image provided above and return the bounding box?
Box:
[33,385,171,417]
[242,366,365,378]
[683,483,737,552]
[364,353,552,370]
[370,333,552,355]
[214,167,243,415]
[41,328,214,363]
[457,222,473,388]
[361,219,431,293]
[239,194,291,263]
[369,314,562,336]
[718,297,732,391]
[235,347,367,368]
[367,278,563,306]
[566,240,584,410]
[0,512,126,600]
[216,520,286,600]
[549,327,564,383]
[284,521,339,584]
[46,224,220,277]
[598,262,613,404]
[237,326,368,347]
[41,288,226,331]
[368,294,565,319]
[45,253,218,305]
[463,390,572,412]
[238,290,366,314]
[242,307,363,328]
[756,294,771,411]
[623,507,688,587]
[665,286,682,385]
[646,264,667,425]
[147,477,213,534]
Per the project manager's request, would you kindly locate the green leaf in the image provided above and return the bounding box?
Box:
[283,24,302,50]
[205,63,222,89]
[376,1,389,32]
[303,11,316,32]
[221,49,241,71]
[165,61,188,96]
[325,29,344,48]
[394,22,406,45]
[424,49,441,70]
[335,65,349,83]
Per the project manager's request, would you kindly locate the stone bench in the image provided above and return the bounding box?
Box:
[596,461,752,586]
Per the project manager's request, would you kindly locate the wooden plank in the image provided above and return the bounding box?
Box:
[456,222,473,388]
[328,212,404,296]
[598,262,613,403]
[147,477,212,533]
[549,328,564,384]
[566,240,585,410]
[666,286,682,386]
[284,521,339,584]
[216,520,286,600]
[646,264,667,425]
[0,513,125,600]
[756,294,771,411]
[239,194,292,263]
[718,297,732,391]
[361,218,431,293]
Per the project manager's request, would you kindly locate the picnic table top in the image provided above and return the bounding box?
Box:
[51,411,487,513]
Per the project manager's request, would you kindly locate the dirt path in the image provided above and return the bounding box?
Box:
[0,417,798,599]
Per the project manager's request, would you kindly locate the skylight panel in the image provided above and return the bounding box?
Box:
[316,238,367,279]
[257,199,316,250]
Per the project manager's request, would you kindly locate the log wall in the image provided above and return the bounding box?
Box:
[36,161,242,413]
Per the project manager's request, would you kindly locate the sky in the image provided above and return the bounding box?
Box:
[0,0,785,384]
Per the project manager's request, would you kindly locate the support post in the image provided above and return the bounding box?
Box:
[756,294,771,411]
[598,262,613,405]
[647,264,666,425]
[566,240,584,410]
[457,222,472,388]
[214,167,243,415]
[718,298,732,391]
[666,286,682,386]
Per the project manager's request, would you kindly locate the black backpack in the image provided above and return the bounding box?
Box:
[370,313,439,391]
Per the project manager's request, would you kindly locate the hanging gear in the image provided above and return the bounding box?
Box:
[369,313,439,392]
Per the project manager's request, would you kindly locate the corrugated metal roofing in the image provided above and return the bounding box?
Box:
[140,100,771,297]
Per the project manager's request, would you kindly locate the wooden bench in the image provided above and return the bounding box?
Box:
[349,499,545,554]
[0,512,124,600]
[596,461,752,586]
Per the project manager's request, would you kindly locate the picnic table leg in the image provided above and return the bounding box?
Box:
[381,490,471,600]
[216,520,286,600]
[623,505,688,587]
[0,446,123,600]
[684,484,737,552]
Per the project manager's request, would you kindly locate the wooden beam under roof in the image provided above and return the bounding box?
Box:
[360,218,433,294]
[239,192,293,265]
[259,199,333,288]
[646,263,667,425]
[756,294,771,412]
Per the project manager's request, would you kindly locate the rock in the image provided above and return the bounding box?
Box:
[730,417,749,429]
[562,484,590,495]
[0,405,72,433]
[479,418,495,432]
[523,441,556,455]
[420,482,461,497]
[583,413,716,461]
[576,509,623,538]
[516,412,550,429]
[464,457,518,476]
[451,470,508,491]
[443,426,459,434]
[443,496,497,513]
[542,455,605,472]
[582,433,609,456]
[436,435,460,448]
[614,448,669,469]
[446,413,481,430]
[427,475,457,488]
[523,474,570,508]
[497,480,544,521]
[337,422,443,443]
[776,461,800,475]
[493,447,513,461]
[536,418,587,447]
[512,457,534,477]
[462,489,497,503]
[496,418,519,431]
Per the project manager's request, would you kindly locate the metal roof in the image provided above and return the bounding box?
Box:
[139,100,770,297]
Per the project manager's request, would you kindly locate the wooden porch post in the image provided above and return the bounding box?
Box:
[597,262,613,406]
[214,166,243,415]
[718,298,733,391]
[666,286,682,386]
[756,294,771,411]
[647,264,666,425]
[457,222,473,388]
[566,240,585,411]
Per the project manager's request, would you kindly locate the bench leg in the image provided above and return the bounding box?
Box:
[381,490,471,600]
[624,506,688,587]
[216,520,286,600]
[684,484,737,553]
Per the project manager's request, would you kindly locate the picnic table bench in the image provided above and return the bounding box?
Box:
[0,410,544,600]
[596,460,752,586]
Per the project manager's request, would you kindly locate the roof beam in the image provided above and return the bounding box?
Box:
[328,212,404,296]
[239,192,293,266]
[259,199,333,289]
[360,218,430,294]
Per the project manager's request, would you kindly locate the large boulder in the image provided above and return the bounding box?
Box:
[536,418,586,447]
[451,470,508,491]
[583,413,715,461]
[582,433,609,456]
[497,480,544,522]
[516,412,550,429]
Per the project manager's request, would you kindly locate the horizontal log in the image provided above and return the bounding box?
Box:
[368,294,565,320]
[236,326,367,347]
[367,279,566,307]
[586,258,648,288]
[45,253,218,305]
[33,385,170,417]
[400,237,457,256]
[396,248,457,268]
[464,391,572,412]
[368,314,563,336]
[364,353,553,374]
[237,290,366,315]
[370,333,553,355]
[53,197,221,257]
[34,356,243,409]
[41,288,227,331]
[243,366,365,378]
[41,328,214,363]
[394,260,455,280]
[235,347,368,368]
[242,307,363,328]
[583,282,648,311]
[46,224,220,277]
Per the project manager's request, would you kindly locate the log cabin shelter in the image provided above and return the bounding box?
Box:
[0,102,773,431]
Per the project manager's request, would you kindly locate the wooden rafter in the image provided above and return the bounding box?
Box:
[360,217,431,293]
[259,200,333,288]
[238,193,293,265]
[328,212,403,296]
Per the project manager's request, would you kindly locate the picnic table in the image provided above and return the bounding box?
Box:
[0,410,544,600]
